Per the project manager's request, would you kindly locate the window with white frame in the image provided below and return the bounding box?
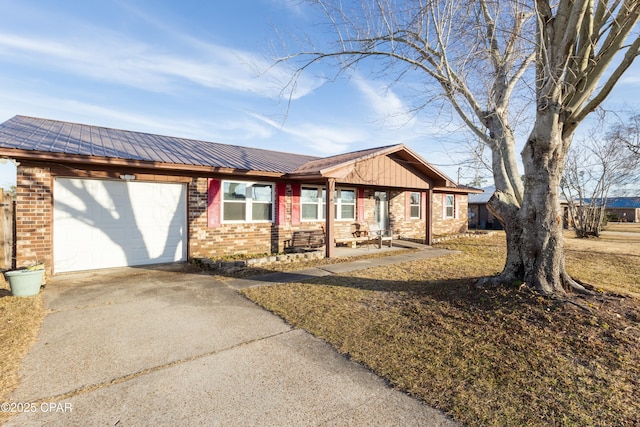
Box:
[335,188,356,220]
[300,186,356,221]
[301,186,326,221]
[445,194,455,219]
[222,181,274,222]
[410,192,421,219]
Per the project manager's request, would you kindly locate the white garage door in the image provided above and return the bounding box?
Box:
[53,178,187,272]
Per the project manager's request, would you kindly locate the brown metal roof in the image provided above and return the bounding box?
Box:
[0,115,319,174]
[0,116,468,191]
[292,145,401,175]
[291,143,458,188]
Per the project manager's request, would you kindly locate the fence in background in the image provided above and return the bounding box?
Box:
[0,189,14,269]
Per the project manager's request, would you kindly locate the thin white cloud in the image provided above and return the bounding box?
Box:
[352,78,418,129]
[0,86,280,147]
[267,0,310,17]
[250,113,366,154]
[0,21,322,99]
[0,91,190,138]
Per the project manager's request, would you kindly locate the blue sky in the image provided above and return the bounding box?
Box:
[0,0,639,189]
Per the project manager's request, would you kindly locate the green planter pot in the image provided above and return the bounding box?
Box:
[4,269,45,297]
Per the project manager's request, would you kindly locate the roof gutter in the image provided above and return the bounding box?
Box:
[433,186,483,194]
[0,148,286,178]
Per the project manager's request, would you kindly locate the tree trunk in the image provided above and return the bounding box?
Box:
[518,140,568,294]
[479,110,589,295]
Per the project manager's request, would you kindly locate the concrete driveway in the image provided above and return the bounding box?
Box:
[6,263,459,426]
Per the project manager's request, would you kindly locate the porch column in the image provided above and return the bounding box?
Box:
[426,188,433,245]
[325,178,335,258]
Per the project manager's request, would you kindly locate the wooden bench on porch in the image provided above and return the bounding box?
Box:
[284,229,325,253]
[333,223,373,248]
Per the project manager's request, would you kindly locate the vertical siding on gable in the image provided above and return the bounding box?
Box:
[340,156,430,188]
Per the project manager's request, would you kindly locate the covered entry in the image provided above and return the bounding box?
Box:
[53,178,187,272]
[289,145,453,257]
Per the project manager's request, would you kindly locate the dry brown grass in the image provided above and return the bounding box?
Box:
[1,229,638,425]
[243,231,640,426]
[605,222,640,233]
[563,230,640,298]
[0,280,45,423]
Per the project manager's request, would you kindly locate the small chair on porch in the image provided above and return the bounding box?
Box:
[352,222,371,250]
[333,223,371,249]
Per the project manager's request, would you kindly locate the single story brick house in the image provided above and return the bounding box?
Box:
[0,115,479,274]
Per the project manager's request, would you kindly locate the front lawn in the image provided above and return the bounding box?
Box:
[0,288,44,423]
[243,232,640,426]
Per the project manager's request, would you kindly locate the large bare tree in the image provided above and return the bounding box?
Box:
[518,0,640,293]
[277,0,640,295]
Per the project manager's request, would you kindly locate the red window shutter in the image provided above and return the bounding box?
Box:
[455,194,460,219]
[442,194,447,219]
[207,179,221,228]
[421,191,427,220]
[405,191,411,221]
[357,188,365,222]
[291,184,301,225]
[276,182,287,225]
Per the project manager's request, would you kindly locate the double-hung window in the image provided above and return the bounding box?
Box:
[335,188,356,221]
[445,194,455,219]
[222,181,274,222]
[301,186,326,221]
[409,192,421,219]
[301,186,356,221]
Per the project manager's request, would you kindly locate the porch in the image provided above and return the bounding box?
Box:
[334,237,434,256]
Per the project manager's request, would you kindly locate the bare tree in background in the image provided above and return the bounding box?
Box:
[277,0,640,295]
[460,138,493,188]
[561,127,637,237]
[608,113,640,156]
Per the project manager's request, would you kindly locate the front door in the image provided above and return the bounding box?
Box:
[374,191,389,231]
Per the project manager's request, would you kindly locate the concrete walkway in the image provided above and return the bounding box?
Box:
[5,249,460,426]
[227,244,456,290]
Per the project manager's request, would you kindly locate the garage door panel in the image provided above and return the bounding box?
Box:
[54,179,187,272]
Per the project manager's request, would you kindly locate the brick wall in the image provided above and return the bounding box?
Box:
[389,190,428,242]
[188,178,328,257]
[187,185,446,257]
[12,169,473,271]
[188,177,276,257]
[431,192,469,236]
[15,166,52,272]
